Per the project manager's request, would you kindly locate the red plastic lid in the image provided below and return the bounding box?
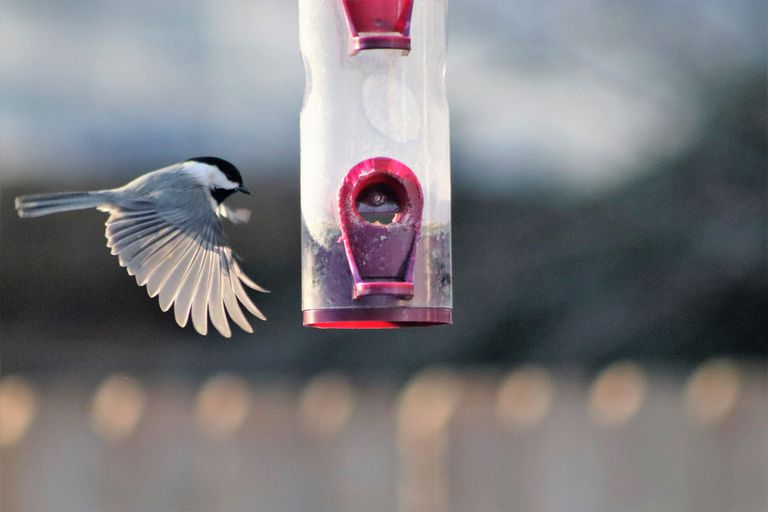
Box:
[341,0,414,55]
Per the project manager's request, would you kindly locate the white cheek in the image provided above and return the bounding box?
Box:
[183,162,215,187]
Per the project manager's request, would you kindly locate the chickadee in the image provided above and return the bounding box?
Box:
[15,156,267,337]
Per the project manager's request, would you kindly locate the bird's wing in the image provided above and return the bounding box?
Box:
[103,196,267,337]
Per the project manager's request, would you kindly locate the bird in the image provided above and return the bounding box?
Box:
[14,156,267,337]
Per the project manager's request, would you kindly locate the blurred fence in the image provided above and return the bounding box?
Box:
[1,359,766,512]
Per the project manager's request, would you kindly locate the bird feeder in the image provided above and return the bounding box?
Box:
[299,0,451,328]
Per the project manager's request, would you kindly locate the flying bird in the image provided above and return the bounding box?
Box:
[14,157,267,337]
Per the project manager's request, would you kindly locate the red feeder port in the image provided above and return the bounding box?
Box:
[341,0,414,55]
[338,157,423,301]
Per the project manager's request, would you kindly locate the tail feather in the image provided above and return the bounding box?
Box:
[15,191,109,218]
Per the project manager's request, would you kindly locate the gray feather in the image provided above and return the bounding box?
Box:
[109,218,166,255]
[158,225,209,312]
[221,256,253,333]
[231,267,267,321]
[133,231,188,287]
[15,191,112,218]
[192,251,213,336]
[173,240,207,328]
[146,236,195,299]
[208,250,231,338]
[118,226,177,269]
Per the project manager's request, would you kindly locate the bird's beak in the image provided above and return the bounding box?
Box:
[237,185,251,195]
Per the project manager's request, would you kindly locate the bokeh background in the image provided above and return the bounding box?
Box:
[1,1,766,511]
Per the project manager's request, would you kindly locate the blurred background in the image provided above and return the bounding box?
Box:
[1,0,766,511]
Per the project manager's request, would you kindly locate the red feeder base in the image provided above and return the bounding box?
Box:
[304,307,452,329]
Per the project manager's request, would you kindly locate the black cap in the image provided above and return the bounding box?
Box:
[186,156,243,186]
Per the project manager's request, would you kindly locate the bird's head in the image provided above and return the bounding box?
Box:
[183,156,251,204]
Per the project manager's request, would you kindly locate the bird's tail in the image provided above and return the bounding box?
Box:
[15,191,110,218]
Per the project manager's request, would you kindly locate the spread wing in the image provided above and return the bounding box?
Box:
[103,197,267,337]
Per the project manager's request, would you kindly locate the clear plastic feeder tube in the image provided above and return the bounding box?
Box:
[300,0,451,328]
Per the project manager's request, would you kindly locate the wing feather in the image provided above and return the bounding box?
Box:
[133,230,188,287]
[109,218,166,255]
[146,235,196,299]
[172,227,209,328]
[221,255,253,333]
[158,233,202,312]
[118,227,176,275]
[207,248,231,338]
[106,210,159,233]
[225,247,270,293]
[230,266,267,321]
[191,250,213,336]
[105,210,160,246]
[157,221,213,311]
[238,267,270,293]
[119,225,178,270]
